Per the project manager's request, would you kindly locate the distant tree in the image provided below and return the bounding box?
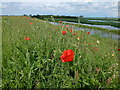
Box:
[80,15,84,17]
[29,14,32,17]
[23,14,27,16]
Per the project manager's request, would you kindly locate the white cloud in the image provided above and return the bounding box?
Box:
[1,0,120,2]
[1,2,118,17]
[0,4,7,8]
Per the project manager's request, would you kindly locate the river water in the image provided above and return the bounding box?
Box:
[88,20,120,23]
[63,21,120,30]
[48,21,120,40]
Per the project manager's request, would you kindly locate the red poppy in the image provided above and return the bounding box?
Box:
[24,37,30,40]
[62,31,67,35]
[26,17,30,19]
[94,47,99,51]
[60,49,74,62]
[66,25,69,27]
[29,22,33,24]
[87,32,90,34]
[73,33,77,35]
[78,37,82,39]
[118,49,120,51]
[69,30,73,32]
[88,43,91,45]
[83,42,86,44]
[59,21,62,23]
[66,28,69,30]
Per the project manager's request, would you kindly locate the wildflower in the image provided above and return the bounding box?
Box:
[69,30,73,32]
[26,17,30,19]
[59,21,62,23]
[29,22,33,24]
[97,40,99,43]
[66,28,69,30]
[60,49,74,63]
[66,25,69,27]
[77,37,82,40]
[83,42,86,44]
[94,47,99,51]
[87,32,90,34]
[118,49,120,51]
[62,31,66,35]
[73,33,77,35]
[88,43,91,45]
[112,54,115,56]
[24,37,30,40]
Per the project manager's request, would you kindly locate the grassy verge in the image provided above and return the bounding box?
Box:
[2,16,119,88]
[62,22,120,35]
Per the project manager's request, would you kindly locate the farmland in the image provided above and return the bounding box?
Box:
[2,16,120,88]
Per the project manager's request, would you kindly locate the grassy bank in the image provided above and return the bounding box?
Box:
[61,22,120,35]
[39,16,120,28]
[2,16,119,88]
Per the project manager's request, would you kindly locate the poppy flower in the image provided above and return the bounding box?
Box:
[66,28,69,30]
[77,37,82,40]
[73,33,77,35]
[24,37,30,40]
[60,49,74,63]
[87,32,90,34]
[94,47,99,51]
[26,17,30,19]
[118,49,120,51]
[59,21,62,23]
[83,42,86,44]
[66,25,69,27]
[29,22,33,24]
[62,31,67,35]
[88,43,91,45]
[69,30,73,32]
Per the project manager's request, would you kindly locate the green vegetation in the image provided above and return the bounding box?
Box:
[2,16,119,88]
[32,15,120,28]
[62,22,120,35]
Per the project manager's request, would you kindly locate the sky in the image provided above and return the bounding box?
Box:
[0,0,120,17]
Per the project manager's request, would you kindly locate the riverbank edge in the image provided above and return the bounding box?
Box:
[62,22,120,35]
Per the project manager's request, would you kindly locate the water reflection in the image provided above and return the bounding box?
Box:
[63,21,120,30]
[88,20,120,23]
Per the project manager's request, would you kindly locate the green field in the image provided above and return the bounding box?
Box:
[2,16,120,88]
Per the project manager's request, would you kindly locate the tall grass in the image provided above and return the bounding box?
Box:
[2,16,119,88]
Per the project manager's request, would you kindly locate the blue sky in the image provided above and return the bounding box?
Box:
[0,1,119,17]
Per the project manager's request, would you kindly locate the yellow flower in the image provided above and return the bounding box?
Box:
[97,40,99,44]
[77,37,82,40]
[112,54,115,56]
